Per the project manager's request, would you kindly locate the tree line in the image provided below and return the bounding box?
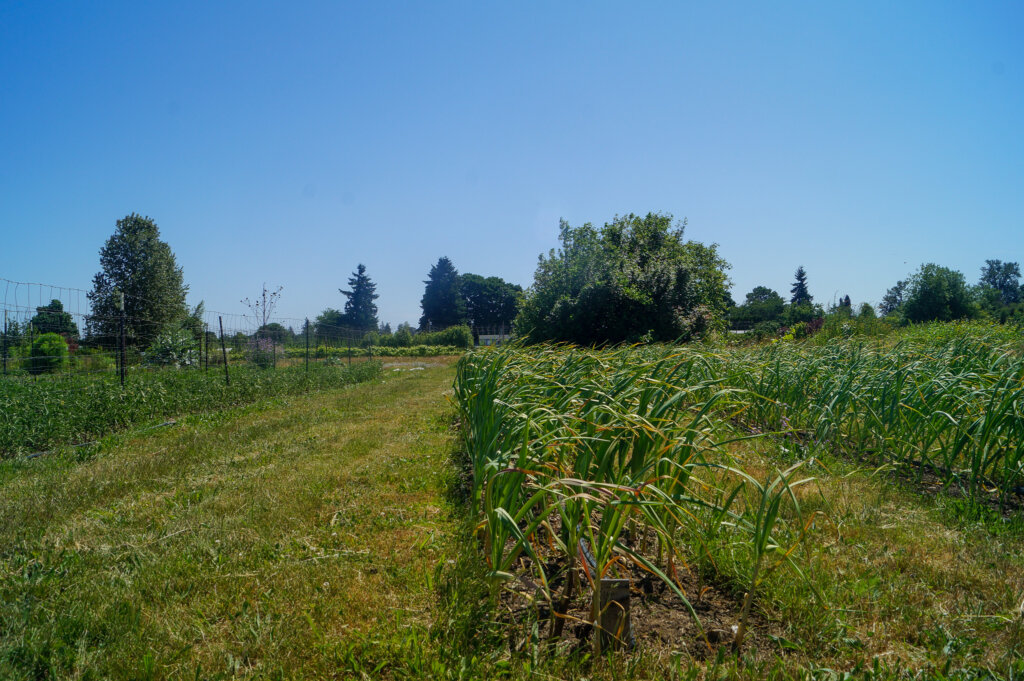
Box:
[5,210,1020,373]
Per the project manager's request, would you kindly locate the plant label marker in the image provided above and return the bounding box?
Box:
[593,578,631,655]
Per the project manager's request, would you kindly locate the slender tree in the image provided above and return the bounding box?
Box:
[419,257,466,330]
[340,264,379,332]
[789,266,812,305]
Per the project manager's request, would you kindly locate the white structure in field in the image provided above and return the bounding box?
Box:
[477,333,511,347]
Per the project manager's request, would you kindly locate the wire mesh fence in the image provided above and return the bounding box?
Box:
[1,277,466,386]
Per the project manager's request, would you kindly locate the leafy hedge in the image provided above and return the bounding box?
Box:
[0,361,382,457]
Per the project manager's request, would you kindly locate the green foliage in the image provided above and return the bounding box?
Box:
[459,273,521,330]
[858,302,876,318]
[731,286,785,328]
[28,333,69,375]
[903,263,978,323]
[413,324,473,349]
[515,213,732,345]
[313,308,346,341]
[340,264,380,332]
[979,259,1021,305]
[144,324,198,368]
[789,266,812,305]
[420,257,466,330]
[0,361,382,456]
[879,280,907,317]
[87,214,189,347]
[255,322,288,344]
[29,300,79,337]
[393,325,413,347]
[286,344,461,360]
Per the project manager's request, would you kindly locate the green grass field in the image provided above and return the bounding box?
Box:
[2,329,1023,680]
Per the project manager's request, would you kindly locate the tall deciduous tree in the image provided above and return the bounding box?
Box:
[340,264,379,332]
[419,257,466,330]
[789,266,812,305]
[87,214,189,347]
[30,300,79,337]
[515,213,731,344]
[979,259,1021,305]
[904,263,977,322]
[459,273,522,331]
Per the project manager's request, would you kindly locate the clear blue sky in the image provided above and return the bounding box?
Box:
[2,2,1022,327]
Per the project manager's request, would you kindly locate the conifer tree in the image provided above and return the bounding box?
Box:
[419,257,466,330]
[789,266,813,305]
[340,264,379,332]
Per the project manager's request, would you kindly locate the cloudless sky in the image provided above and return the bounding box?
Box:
[2,1,1022,327]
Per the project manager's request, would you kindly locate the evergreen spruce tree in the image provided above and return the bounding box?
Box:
[419,257,466,330]
[340,264,379,332]
[790,266,813,305]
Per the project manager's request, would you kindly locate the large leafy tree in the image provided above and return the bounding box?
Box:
[979,259,1021,305]
[87,214,189,347]
[313,308,345,342]
[730,286,785,327]
[903,263,977,323]
[515,213,731,344]
[419,257,466,330]
[459,274,521,331]
[29,300,79,337]
[340,264,379,332]
[789,266,812,305]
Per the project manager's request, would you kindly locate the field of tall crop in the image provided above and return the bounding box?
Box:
[453,322,1024,664]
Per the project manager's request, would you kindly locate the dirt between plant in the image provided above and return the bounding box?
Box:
[499,551,779,661]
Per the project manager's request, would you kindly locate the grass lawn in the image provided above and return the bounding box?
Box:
[0,358,461,680]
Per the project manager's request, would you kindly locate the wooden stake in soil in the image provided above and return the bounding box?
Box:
[304,317,310,372]
[219,316,230,385]
[592,578,631,655]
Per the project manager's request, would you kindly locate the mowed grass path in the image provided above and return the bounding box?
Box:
[0,360,459,680]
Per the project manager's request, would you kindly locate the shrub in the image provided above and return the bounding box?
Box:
[145,324,199,368]
[248,336,275,369]
[415,325,473,348]
[29,333,69,375]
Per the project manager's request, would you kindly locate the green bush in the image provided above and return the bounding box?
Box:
[145,324,199,368]
[414,325,473,348]
[29,333,69,375]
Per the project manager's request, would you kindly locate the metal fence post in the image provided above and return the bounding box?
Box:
[219,316,230,385]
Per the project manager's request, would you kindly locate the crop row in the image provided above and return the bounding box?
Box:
[454,345,814,651]
[0,361,383,457]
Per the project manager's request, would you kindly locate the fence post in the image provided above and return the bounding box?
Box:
[272,338,277,369]
[118,291,126,387]
[204,323,209,371]
[2,310,7,376]
[305,318,310,372]
[219,316,230,385]
[347,338,352,366]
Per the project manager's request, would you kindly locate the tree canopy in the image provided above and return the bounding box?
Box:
[340,264,379,332]
[87,214,189,347]
[29,300,79,337]
[515,213,731,344]
[979,259,1021,305]
[419,257,466,330]
[903,263,977,323]
[460,273,521,331]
